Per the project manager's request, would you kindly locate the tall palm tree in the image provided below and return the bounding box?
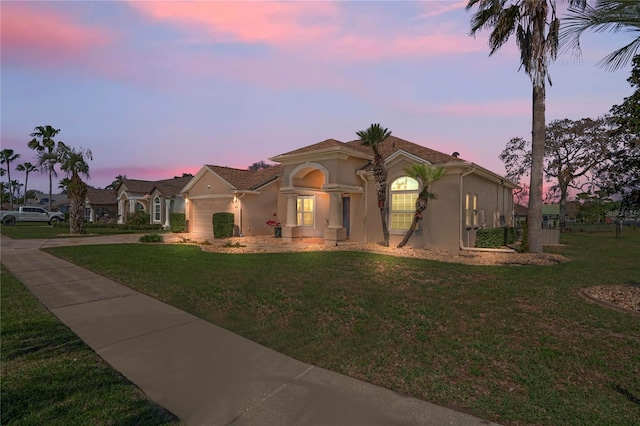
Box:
[59,145,92,234]
[466,0,586,253]
[16,162,37,205]
[357,123,392,246]
[0,149,21,210]
[10,180,23,204]
[397,164,446,248]
[562,0,640,70]
[28,125,64,212]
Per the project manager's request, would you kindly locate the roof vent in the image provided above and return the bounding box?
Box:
[452,151,460,158]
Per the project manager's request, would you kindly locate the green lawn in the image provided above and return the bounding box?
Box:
[45,233,640,426]
[0,266,179,425]
[0,222,163,239]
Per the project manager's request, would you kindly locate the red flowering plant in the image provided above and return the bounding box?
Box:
[266,213,281,228]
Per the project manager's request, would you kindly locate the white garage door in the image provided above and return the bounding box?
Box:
[190,199,233,238]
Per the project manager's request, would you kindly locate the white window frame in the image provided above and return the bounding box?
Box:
[153,196,161,223]
[390,176,419,233]
[296,195,315,227]
[465,193,478,229]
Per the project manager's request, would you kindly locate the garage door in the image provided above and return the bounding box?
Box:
[190,199,233,238]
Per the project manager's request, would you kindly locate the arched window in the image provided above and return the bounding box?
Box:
[390,177,419,231]
[154,196,161,222]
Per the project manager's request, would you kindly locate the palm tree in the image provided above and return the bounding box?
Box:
[357,123,392,246]
[16,162,38,205]
[397,164,446,248]
[58,178,72,194]
[58,145,92,234]
[105,174,127,190]
[10,180,23,204]
[562,0,640,70]
[28,125,64,212]
[466,0,586,253]
[0,149,21,210]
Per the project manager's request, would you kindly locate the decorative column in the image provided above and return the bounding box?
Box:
[118,199,125,224]
[323,191,346,244]
[282,194,300,242]
[129,199,136,215]
[164,199,171,229]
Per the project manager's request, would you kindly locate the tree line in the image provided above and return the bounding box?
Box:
[1,126,92,234]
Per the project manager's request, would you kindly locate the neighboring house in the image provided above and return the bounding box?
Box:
[84,188,117,223]
[183,136,518,250]
[116,176,192,228]
[515,204,528,224]
[31,191,69,212]
[542,204,560,228]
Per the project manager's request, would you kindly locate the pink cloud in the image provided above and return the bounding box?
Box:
[1,3,113,67]
[127,1,339,45]
[126,1,481,62]
[413,1,468,19]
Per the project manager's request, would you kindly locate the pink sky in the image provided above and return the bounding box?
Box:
[1,1,635,193]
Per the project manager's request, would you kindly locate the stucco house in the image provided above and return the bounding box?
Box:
[116,176,192,228]
[84,188,117,222]
[182,136,518,250]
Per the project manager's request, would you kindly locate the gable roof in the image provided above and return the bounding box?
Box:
[152,176,193,197]
[86,188,116,205]
[206,165,284,191]
[344,135,466,166]
[119,176,194,197]
[119,179,155,194]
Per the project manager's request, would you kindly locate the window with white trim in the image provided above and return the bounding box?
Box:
[153,196,161,222]
[390,177,419,231]
[465,193,478,228]
[296,196,315,227]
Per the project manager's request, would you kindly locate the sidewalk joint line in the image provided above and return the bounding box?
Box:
[227,365,315,425]
[94,317,202,351]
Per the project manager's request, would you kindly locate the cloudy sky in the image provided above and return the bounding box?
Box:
[1,0,635,193]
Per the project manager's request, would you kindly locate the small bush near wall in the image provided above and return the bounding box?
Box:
[170,213,187,233]
[475,227,519,248]
[127,211,150,226]
[213,213,234,238]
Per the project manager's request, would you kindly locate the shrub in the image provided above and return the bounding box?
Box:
[475,227,519,248]
[170,213,187,233]
[139,233,164,243]
[213,212,234,239]
[223,241,245,248]
[127,211,150,226]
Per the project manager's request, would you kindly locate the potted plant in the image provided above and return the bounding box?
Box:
[266,215,282,238]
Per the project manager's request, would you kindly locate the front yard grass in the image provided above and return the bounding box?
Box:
[0,266,179,425]
[0,222,164,239]
[46,233,640,426]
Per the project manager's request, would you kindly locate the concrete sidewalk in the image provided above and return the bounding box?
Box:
[1,235,499,426]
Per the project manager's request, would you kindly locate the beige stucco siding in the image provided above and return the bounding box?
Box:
[237,181,281,235]
[461,173,514,247]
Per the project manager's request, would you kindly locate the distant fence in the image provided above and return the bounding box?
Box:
[542,229,560,245]
[564,222,638,233]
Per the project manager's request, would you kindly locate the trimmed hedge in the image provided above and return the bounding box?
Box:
[170,213,187,233]
[213,212,234,239]
[475,227,519,248]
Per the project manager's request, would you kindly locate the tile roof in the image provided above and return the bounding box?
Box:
[121,179,155,194]
[275,139,350,156]
[344,135,466,165]
[86,188,116,205]
[153,176,193,197]
[273,135,466,167]
[207,164,283,190]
